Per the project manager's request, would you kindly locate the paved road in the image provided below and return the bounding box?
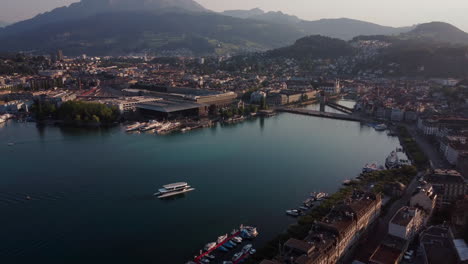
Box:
[405,125,450,169]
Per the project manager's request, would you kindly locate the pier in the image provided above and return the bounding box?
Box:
[193,231,241,263]
[276,107,363,122]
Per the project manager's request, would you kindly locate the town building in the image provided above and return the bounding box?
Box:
[269,191,382,264]
[388,207,425,241]
[452,195,468,228]
[137,100,208,119]
[420,225,458,264]
[319,80,341,95]
[369,245,401,264]
[426,169,467,209]
[410,183,437,217]
[266,94,288,106]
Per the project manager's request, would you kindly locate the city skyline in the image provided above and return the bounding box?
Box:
[1,0,468,31]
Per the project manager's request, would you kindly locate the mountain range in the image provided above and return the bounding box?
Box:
[0,0,467,56]
[400,22,468,45]
[0,21,9,28]
[264,22,468,78]
[222,8,413,40]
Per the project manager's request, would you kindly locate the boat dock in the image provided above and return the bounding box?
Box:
[193,231,241,263]
[276,107,362,122]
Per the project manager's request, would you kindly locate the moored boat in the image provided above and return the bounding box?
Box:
[314,192,328,201]
[223,243,233,249]
[226,240,237,247]
[140,120,162,131]
[232,236,242,243]
[374,124,388,131]
[217,246,229,252]
[217,234,228,244]
[242,244,253,254]
[240,225,258,239]
[362,163,380,173]
[385,151,400,169]
[286,209,300,217]
[232,252,243,262]
[204,242,217,251]
[125,122,144,132]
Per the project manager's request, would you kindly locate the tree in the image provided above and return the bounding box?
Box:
[250,105,258,113]
[92,115,100,123]
[239,107,245,116]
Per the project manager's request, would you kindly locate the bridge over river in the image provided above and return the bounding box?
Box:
[276,107,364,122]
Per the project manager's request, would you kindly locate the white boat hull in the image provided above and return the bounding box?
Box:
[155,188,195,198]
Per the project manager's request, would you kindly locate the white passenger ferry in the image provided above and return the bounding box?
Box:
[154,182,195,198]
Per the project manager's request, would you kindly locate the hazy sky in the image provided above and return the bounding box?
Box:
[1,0,467,31]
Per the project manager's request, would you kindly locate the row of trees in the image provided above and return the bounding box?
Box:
[32,101,120,124]
[397,126,429,169]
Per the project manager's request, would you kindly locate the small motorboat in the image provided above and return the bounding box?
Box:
[286,209,300,217]
[201,258,210,263]
[250,248,256,255]
[343,179,352,185]
[240,225,258,239]
[303,198,314,206]
[232,252,243,262]
[374,124,388,131]
[227,240,237,247]
[223,242,234,249]
[206,255,215,260]
[242,244,253,254]
[217,234,228,244]
[362,163,380,173]
[217,246,229,252]
[232,236,242,243]
[315,192,328,201]
[204,242,216,251]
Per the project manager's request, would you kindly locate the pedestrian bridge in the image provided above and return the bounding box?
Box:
[276,107,362,122]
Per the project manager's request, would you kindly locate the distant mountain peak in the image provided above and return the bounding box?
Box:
[80,0,208,12]
[249,8,265,13]
[404,21,468,44]
[412,21,464,33]
[221,8,265,19]
[1,0,209,36]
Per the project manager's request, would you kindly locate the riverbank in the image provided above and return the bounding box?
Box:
[247,119,428,263]
[247,164,418,263]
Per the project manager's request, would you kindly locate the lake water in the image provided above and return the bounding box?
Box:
[0,107,401,264]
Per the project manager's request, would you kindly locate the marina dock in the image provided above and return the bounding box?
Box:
[193,231,241,263]
[276,107,363,122]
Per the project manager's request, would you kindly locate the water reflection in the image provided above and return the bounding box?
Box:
[259,117,265,131]
[58,126,113,138]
